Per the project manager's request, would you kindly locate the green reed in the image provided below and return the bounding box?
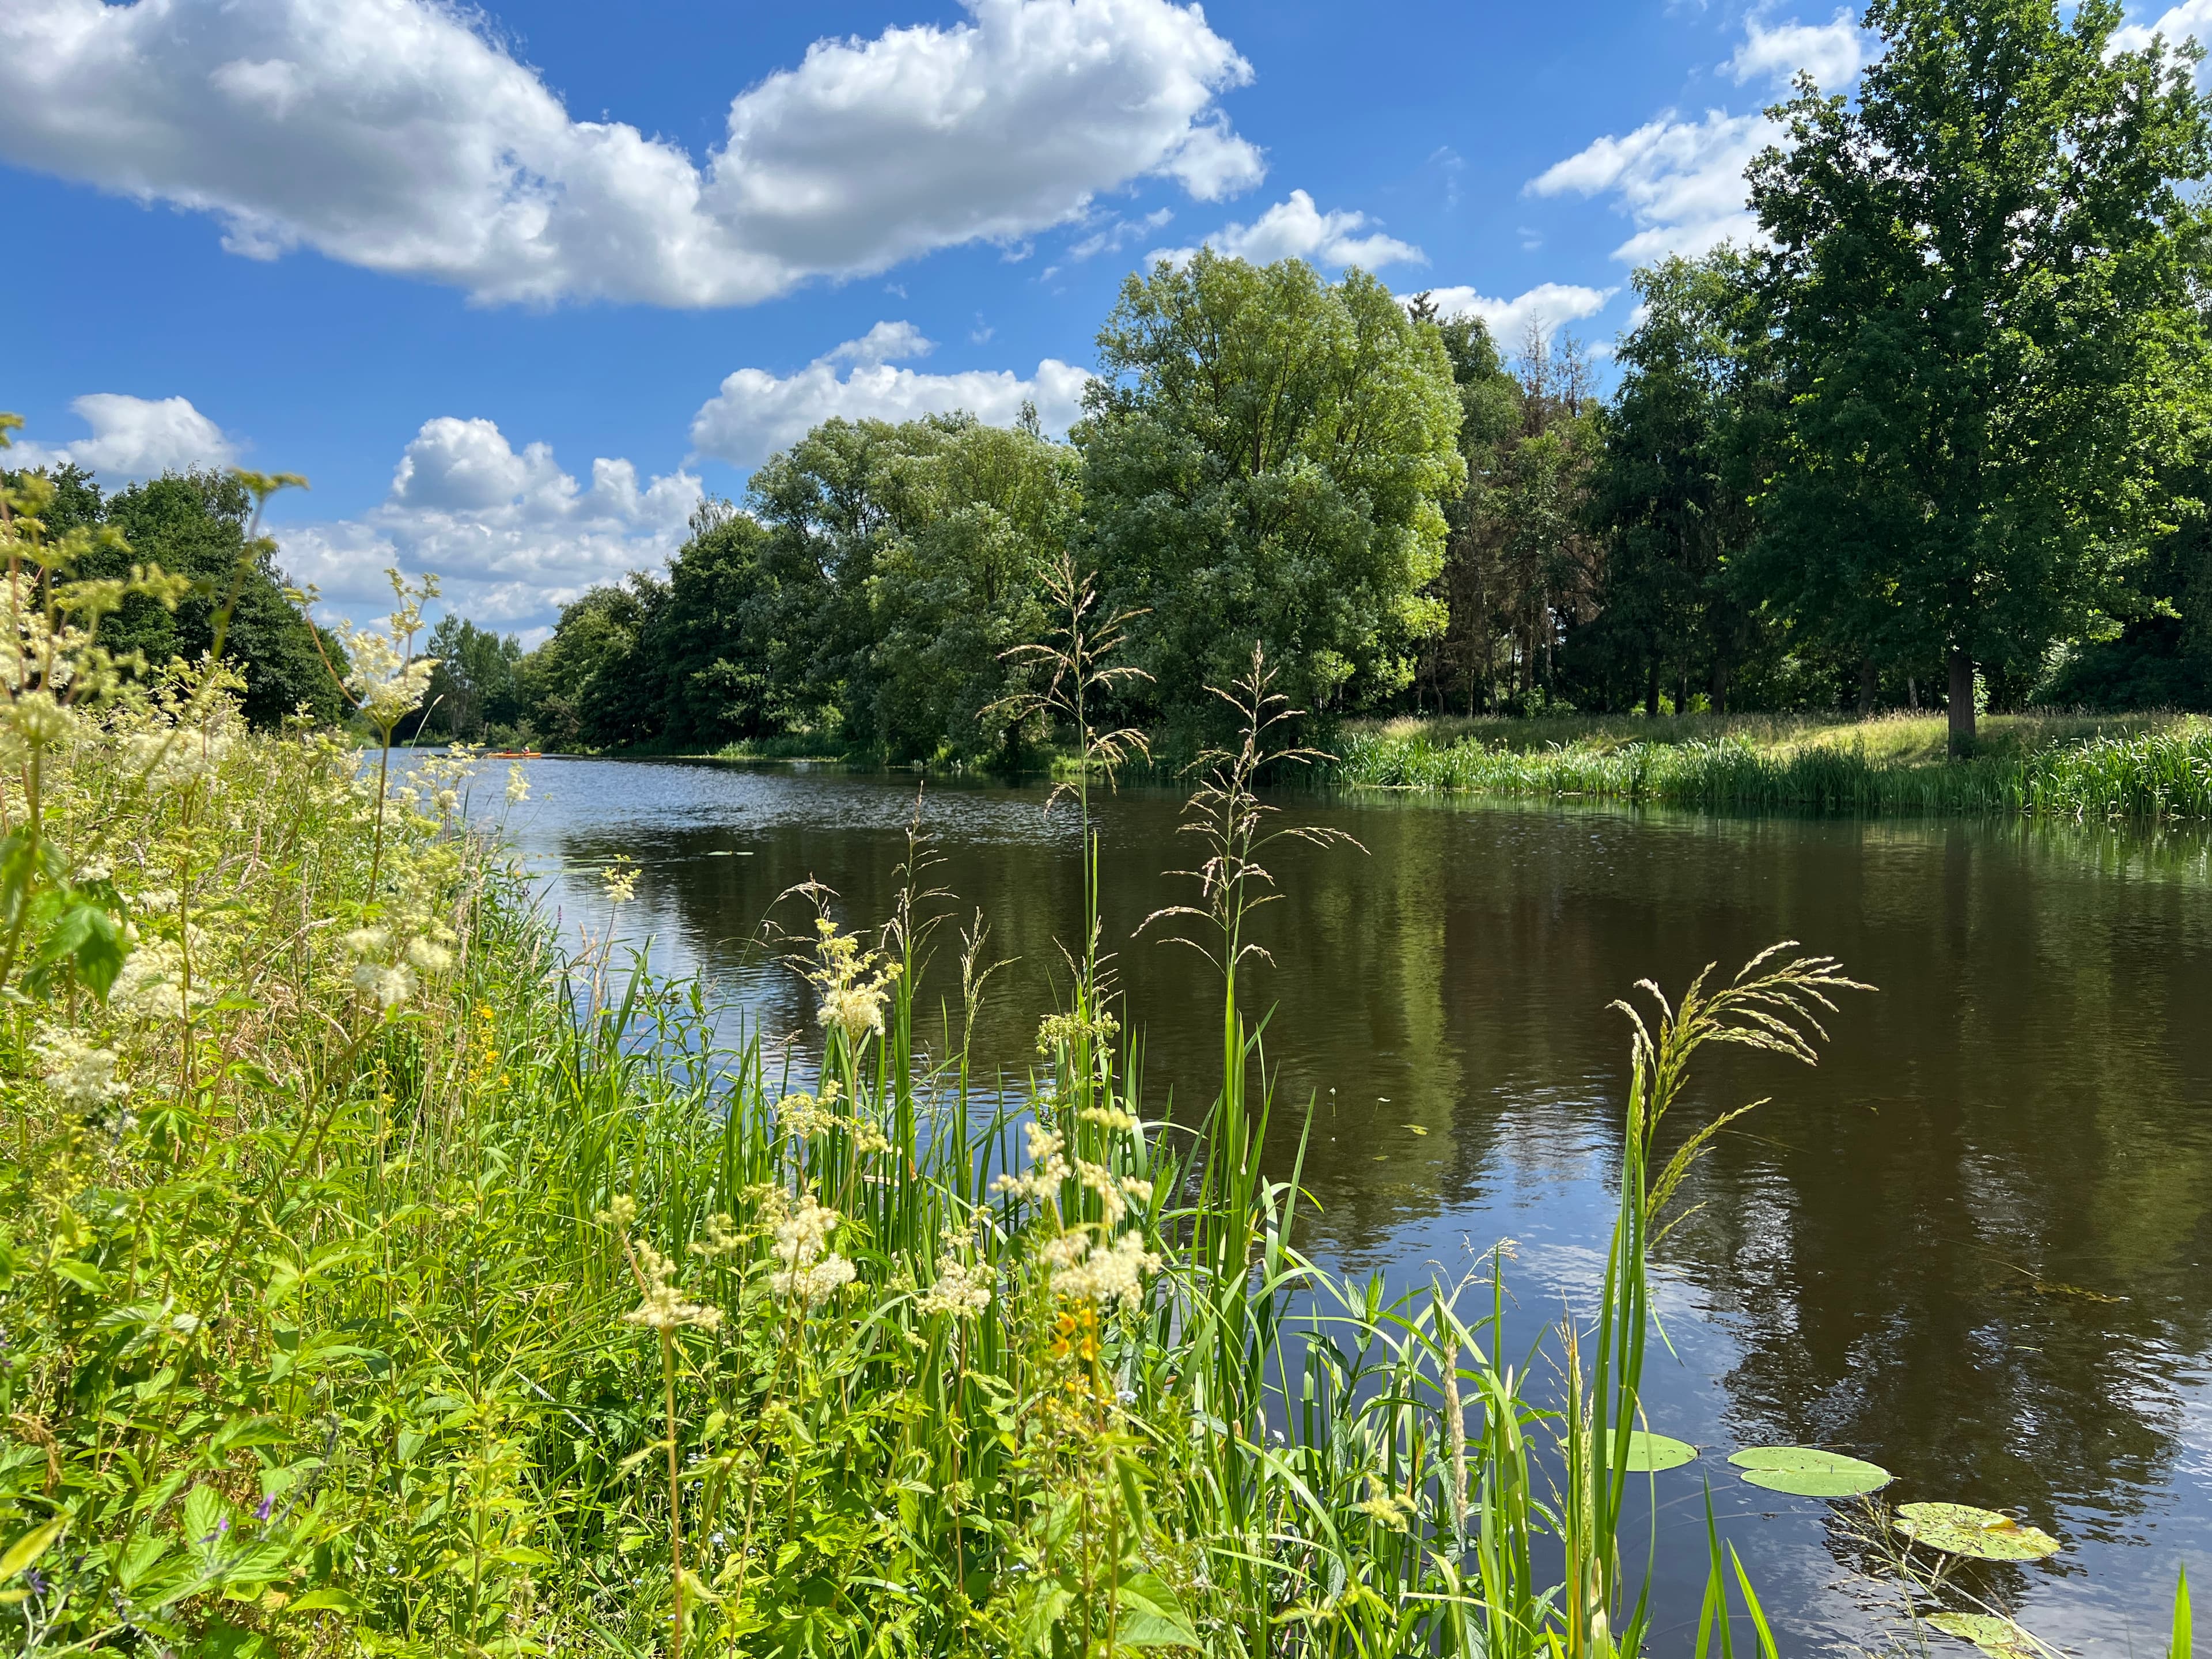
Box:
[1332,722,2212,819]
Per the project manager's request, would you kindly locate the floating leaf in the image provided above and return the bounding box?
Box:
[1927,1612,2043,1658]
[1895,1503,2062,1561]
[1620,1431,1698,1472]
[1728,1445,1892,1498]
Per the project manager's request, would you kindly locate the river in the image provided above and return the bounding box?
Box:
[489,755,2212,1653]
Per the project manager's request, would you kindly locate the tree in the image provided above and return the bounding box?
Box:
[0,463,349,727]
[1078,252,1465,726]
[421,616,524,741]
[518,580,658,751]
[1748,0,2212,752]
[1582,253,1765,714]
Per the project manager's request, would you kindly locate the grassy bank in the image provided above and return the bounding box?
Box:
[1,631,1884,1656]
[1330,711,2212,817]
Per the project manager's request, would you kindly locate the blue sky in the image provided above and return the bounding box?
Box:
[0,0,2194,638]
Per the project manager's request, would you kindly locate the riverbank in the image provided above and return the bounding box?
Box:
[1329,710,2212,817]
[0,681,1797,1657]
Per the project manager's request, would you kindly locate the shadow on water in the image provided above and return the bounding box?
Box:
[492,756,2212,1653]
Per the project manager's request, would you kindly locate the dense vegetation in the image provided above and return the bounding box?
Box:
[377,0,2205,767]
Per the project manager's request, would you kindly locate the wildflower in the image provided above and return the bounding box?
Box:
[807,918,899,1046]
[601,858,639,905]
[1052,1228,1161,1313]
[767,1195,853,1304]
[691,1213,743,1258]
[1078,1105,1141,1134]
[32,1028,127,1110]
[506,763,531,804]
[991,1120,1072,1203]
[406,937,454,974]
[596,1194,639,1229]
[109,937,189,1022]
[1037,1006,1120,1054]
[353,960,414,1009]
[622,1243,724,1332]
[777,1082,842,1140]
[916,1256,993,1319]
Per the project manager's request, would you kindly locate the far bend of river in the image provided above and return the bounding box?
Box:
[492,757,2211,1653]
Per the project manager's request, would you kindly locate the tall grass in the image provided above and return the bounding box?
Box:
[1331,721,2212,819]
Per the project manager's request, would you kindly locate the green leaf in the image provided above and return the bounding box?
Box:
[1729,1445,1892,1497]
[1115,1570,1202,1647]
[1927,1612,2043,1658]
[0,1518,65,1582]
[1895,1503,2062,1561]
[1620,1430,1698,1472]
[285,1588,362,1615]
[2170,1564,2191,1659]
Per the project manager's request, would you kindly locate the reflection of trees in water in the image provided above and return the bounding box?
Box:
[1657,817,2212,1563]
[559,776,2212,1574]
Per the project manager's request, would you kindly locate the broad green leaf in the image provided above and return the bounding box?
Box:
[1115,1571,1202,1649]
[1927,1612,2043,1658]
[1895,1503,2062,1560]
[1620,1430,1699,1472]
[1729,1445,1892,1497]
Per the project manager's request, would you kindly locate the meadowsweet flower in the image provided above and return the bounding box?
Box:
[506,763,531,804]
[623,1243,724,1332]
[406,937,454,974]
[691,1213,743,1258]
[1037,1007,1120,1054]
[601,858,639,904]
[806,918,900,1046]
[110,937,188,1022]
[1078,1105,1141,1134]
[777,1081,842,1139]
[353,961,414,1008]
[127,727,230,793]
[991,1120,1072,1203]
[1050,1228,1161,1313]
[33,1028,127,1109]
[596,1194,639,1229]
[768,1195,853,1304]
[916,1256,993,1319]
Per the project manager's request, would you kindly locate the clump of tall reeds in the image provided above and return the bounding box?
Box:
[1331,722,2212,819]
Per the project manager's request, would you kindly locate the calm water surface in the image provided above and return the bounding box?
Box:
[497,757,2212,1653]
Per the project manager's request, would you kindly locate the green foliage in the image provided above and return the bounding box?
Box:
[1077,251,1464,725]
[1746,0,2212,747]
[0,463,349,728]
[419,613,524,741]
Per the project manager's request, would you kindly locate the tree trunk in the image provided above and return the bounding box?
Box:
[1947,647,1976,757]
[1675,674,1689,717]
[1857,657,1877,718]
[1710,652,1730,716]
[1645,659,1660,718]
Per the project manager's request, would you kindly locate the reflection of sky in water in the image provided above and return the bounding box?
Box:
[480,756,2212,1653]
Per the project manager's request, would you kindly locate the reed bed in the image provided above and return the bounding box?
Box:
[1330,721,2212,819]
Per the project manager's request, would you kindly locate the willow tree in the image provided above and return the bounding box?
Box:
[1077,252,1464,726]
[1748,0,2212,752]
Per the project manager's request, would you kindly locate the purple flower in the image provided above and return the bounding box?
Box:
[23,1567,47,1596]
[255,1496,275,1522]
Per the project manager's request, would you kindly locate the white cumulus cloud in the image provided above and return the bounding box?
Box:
[9,393,237,482]
[690,325,1090,473]
[1418,282,1616,344]
[1726,10,1865,87]
[276,418,700,631]
[2112,0,2212,67]
[0,0,1264,308]
[1151,188,1423,269]
[1529,12,1869,268]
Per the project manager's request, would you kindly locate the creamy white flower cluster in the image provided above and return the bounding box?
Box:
[33,1026,127,1111]
[807,918,900,1045]
[338,569,439,733]
[767,1193,855,1305]
[993,1121,1073,1204]
[622,1241,724,1334]
[1040,1229,1162,1314]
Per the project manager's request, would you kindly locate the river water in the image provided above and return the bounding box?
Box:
[493,756,2212,1653]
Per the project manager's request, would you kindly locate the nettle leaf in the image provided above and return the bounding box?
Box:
[1895,1502,2062,1560]
[1116,1570,1203,1648]
[1619,1431,1699,1472]
[25,890,129,1000]
[1729,1445,1893,1498]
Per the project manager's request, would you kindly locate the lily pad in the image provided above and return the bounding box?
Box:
[1926,1612,2043,1658]
[1619,1431,1698,1472]
[1895,1503,2062,1561]
[1728,1445,1893,1498]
